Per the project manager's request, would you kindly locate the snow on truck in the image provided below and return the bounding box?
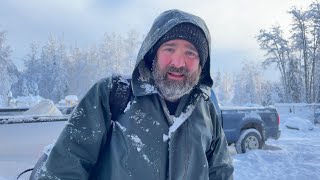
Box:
[211,90,281,153]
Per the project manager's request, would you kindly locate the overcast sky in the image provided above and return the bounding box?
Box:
[0,0,314,81]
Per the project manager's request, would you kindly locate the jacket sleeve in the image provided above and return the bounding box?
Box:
[207,102,234,180]
[36,77,113,180]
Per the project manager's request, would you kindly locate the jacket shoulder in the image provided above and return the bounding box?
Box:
[96,75,131,87]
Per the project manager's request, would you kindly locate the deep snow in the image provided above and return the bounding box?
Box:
[0,113,319,179]
[232,113,320,180]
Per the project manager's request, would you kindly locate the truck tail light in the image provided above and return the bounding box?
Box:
[277,114,280,125]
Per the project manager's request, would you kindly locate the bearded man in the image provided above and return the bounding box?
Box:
[36,9,234,180]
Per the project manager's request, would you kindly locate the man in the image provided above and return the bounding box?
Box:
[36,9,234,180]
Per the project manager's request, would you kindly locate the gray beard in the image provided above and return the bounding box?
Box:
[152,61,201,102]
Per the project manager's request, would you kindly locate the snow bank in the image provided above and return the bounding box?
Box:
[23,99,62,116]
[275,103,320,124]
[284,116,314,131]
[233,114,320,180]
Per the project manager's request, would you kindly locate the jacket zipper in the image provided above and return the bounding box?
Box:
[182,121,190,180]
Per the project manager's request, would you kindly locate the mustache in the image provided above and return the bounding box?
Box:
[166,66,188,75]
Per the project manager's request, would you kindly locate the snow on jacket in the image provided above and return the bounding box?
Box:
[36,9,234,180]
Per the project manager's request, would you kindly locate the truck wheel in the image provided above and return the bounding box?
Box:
[235,128,262,153]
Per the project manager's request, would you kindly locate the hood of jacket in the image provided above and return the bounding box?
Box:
[132,9,213,97]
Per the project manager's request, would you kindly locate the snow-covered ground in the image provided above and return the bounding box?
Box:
[0,122,65,180]
[0,113,319,179]
[233,113,320,180]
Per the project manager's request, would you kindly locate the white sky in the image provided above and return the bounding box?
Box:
[0,0,314,81]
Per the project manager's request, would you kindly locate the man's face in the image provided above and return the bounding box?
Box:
[152,39,202,102]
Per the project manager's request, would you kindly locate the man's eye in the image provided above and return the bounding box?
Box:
[164,48,174,52]
[186,51,198,57]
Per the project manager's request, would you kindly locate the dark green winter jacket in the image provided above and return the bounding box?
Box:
[36,9,234,180]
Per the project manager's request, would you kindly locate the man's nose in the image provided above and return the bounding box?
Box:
[170,52,185,68]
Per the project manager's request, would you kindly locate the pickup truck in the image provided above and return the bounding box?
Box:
[211,91,281,153]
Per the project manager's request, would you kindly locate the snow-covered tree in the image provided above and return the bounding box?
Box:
[16,30,142,101]
[124,30,141,73]
[51,37,68,101]
[232,61,264,105]
[12,42,41,97]
[257,25,291,102]
[213,71,234,105]
[307,1,320,102]
[260,81,283,106]
[30,36,69,102]
[0,30,18,106]
[98,33,126,76]
[257,1,320,103]
[212,70,221,90]
[289,7,311,102]
[98,31,141,76]
[67,46,99,97]
[286,56,304,102]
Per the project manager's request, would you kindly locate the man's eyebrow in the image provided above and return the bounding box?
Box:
[186,44,197,52]
[161,42,177,47]
[161,42,198,52]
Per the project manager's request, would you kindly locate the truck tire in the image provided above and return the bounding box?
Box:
[235,128,262,153]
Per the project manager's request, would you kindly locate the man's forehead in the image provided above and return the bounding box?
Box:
[160,39,197,51]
